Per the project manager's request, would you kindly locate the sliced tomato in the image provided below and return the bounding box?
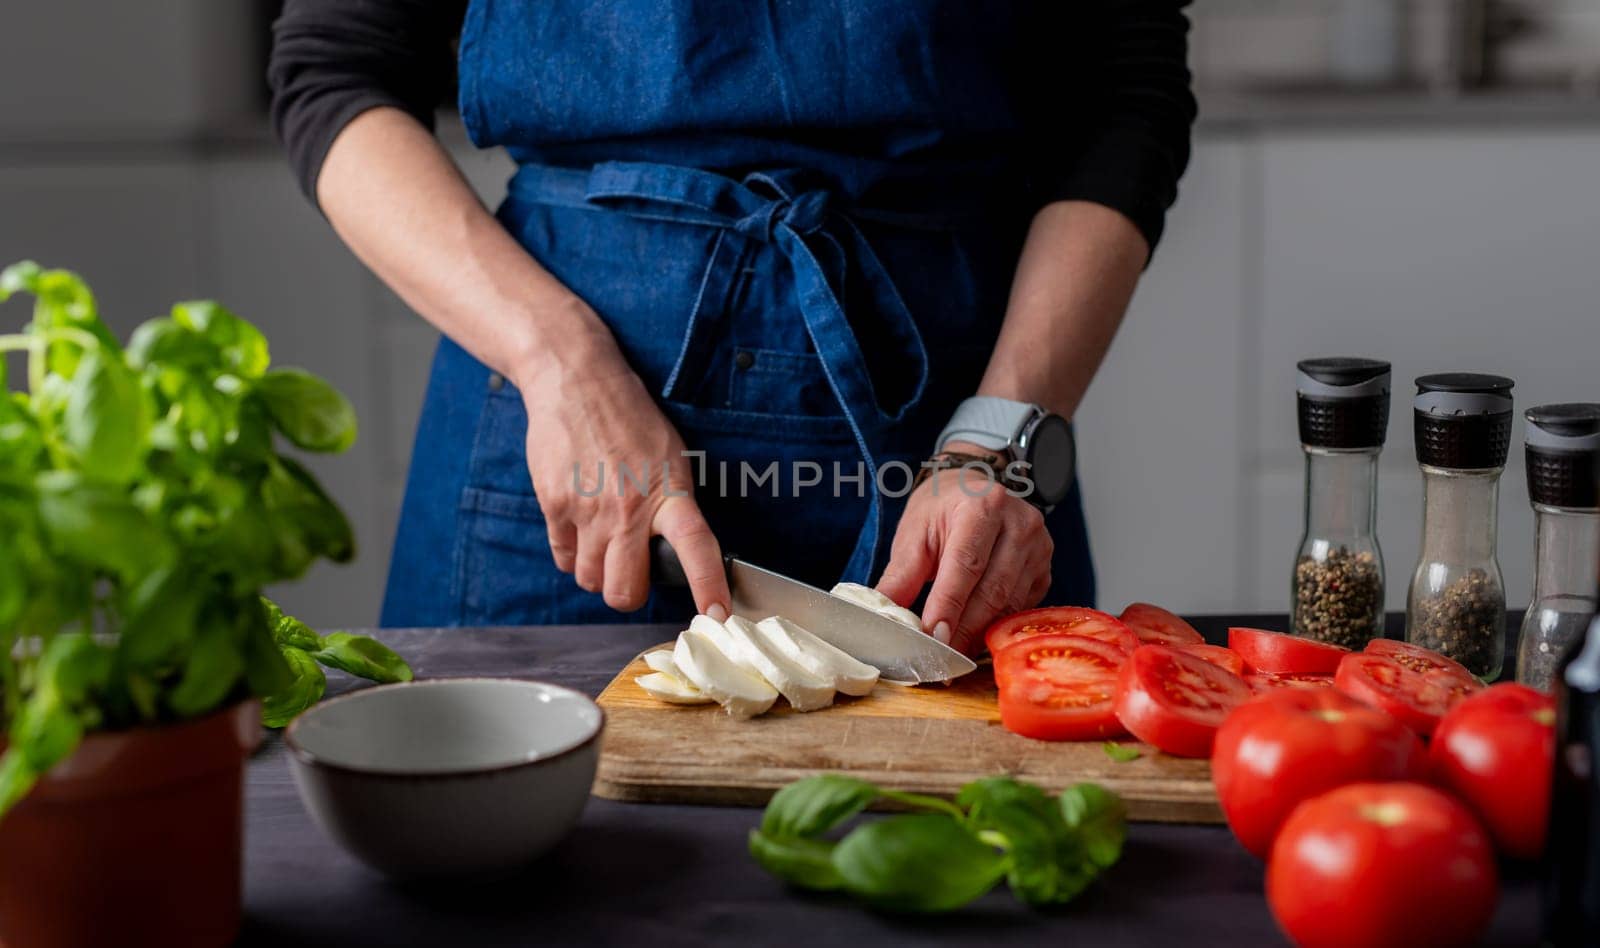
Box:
[1228,627,1350,675]
[985,607,1137,658]
[996,633,1128,741]
[1178,643,1246,677]
[1113,644,1251,757]
[1119,602,1204,646]
[1333,654,1481,737]
[1364,639,1476,683]
[1247,672,1336,693]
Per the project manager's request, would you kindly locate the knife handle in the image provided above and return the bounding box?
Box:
[649,536,689,589]
[649,536,735,590]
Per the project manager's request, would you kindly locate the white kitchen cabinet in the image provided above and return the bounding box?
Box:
[1251,128,1600,613]
[1076,138,1254,614]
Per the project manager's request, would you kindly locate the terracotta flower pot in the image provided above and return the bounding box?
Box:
[0,700,261,948]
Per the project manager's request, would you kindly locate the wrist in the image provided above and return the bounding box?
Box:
[505,294,627,393]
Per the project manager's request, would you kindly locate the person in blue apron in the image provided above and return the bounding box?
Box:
[269,1,1195,653]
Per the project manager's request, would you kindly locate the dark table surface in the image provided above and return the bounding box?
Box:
[238,615,1539,947]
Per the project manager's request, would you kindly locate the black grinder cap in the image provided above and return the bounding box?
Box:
[1413,373,1515,470]
[1297,358,1391,450]
[1525,403,1600,509]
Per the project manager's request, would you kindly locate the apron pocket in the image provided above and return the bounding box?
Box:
[726,347,845,419]
[454,486,559,627]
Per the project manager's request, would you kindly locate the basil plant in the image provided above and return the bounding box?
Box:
[0,261,403,819]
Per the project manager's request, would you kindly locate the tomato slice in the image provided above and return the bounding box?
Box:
[1247,672,1336,694]
[1114,644,1252,757]
[1229,627,1350,675]
[1333,654,1482,736]
[1364,639,1476,683]
[996,633,1129,741]
[985,607,1137,657]
[1178,643,1246,677]
[1119,603,1204,646]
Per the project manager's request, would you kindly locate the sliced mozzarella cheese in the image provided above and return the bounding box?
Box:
[831,582,923,632]
[830,582,897,612]
[875,603,923,632]
[721,615,835,712]
[634,671,714,704]
[642,649,680,676]
[754,616,879,697]
[673,625,778,719]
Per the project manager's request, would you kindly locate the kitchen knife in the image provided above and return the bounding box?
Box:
[650,538,976,685]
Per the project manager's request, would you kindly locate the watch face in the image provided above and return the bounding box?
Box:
[1021,415,1075,506]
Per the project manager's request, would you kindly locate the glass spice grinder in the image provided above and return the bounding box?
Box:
[1292,358,1390,648]
[1515,403,1600,691]
[1405,373,1515,680]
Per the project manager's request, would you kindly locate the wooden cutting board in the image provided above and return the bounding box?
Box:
[594,645,1222,823]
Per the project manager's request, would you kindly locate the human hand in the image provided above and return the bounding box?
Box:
[515,317,729,618]
[876,453,1053,654]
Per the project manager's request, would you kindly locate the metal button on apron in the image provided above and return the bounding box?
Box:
[734,350,755,370]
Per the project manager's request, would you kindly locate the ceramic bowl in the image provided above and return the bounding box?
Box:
[286,678,603,878]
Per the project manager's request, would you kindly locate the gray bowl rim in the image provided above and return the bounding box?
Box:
[284,677,605,780]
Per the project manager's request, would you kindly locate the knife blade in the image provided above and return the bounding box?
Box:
[648,538,976,685]
[726,558,976,685]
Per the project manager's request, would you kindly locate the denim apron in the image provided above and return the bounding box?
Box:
[381,0,1095,627]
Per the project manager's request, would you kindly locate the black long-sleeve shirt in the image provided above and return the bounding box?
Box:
[269,0,1195,251]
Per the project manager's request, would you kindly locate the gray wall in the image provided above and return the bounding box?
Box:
[3,6,1597,627]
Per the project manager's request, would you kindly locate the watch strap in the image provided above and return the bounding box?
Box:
[935,396,1037,454]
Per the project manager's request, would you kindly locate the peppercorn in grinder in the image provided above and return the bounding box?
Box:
[1516,404,1600,691]
[1292,358,1390,649]
[1405,373,1514,680]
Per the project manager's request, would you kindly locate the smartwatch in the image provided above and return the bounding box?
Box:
[934,397,1076,512]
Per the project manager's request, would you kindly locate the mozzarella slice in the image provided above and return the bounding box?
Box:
[754,616,879,697]
[830,582,897,611]
[721,615,835,712]
[673,625,778,719]
[831,582,923,632]
[642,649,680,676]
[635,671,714,704]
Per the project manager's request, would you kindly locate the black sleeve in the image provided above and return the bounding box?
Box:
[1038,1,1198,257]
[268,0,468,205]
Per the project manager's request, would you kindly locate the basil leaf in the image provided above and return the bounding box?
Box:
[167,620,244,718]
[0,530,24,630]
[239,597,293,697]
[261,647,326,728]
[311,632,413,683]
[760,774,879,839]
[1103,741,1141,763]
[959,776,1090,907]
[261,598,320,650]
[831,813,1007,912]
[256,368,356,452]
[748,830,845,891]
[126,318,220,371]
[1059,783,1128,871]
[119,567,202,667]
[262,457,354,567]
[171,301,269,379]
[60,345,145,480]
[35,471,173,580]
[0,748,38,816]
[0,259,42,300]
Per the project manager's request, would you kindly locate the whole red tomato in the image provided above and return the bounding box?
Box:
[1268,782,1498,948]
[1212,689,1425,859]
[1429,682,1555,860]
